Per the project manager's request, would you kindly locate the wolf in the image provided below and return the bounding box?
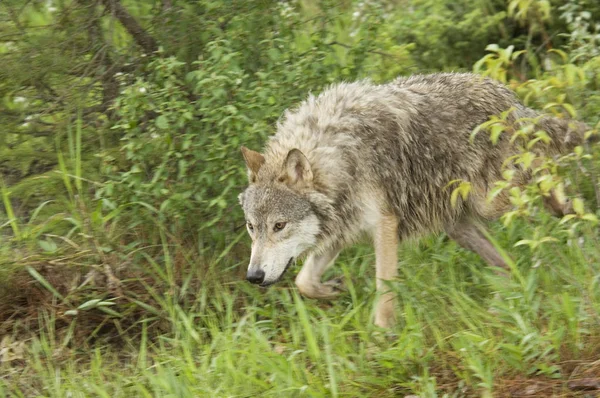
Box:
[238,72,592,328]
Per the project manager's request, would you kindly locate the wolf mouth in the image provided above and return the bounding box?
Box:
[260,257,294,287]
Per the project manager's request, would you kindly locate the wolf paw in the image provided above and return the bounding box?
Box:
[296,278,345,300]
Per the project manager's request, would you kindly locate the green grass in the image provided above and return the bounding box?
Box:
[0,214,599,397]
[1,114,599,397]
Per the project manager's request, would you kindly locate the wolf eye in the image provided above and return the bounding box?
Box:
[247,222,254,232]
[273,222,287,232]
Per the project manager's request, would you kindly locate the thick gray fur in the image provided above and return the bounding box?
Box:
[239,72,589,327]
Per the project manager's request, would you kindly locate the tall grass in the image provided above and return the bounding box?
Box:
[1,214,599,397]
[1,178,21,240]
[3,147,599,396]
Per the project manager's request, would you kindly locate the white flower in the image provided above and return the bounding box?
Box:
[353,11,360,18]
[14,96,26,103]
[138,87,147,93]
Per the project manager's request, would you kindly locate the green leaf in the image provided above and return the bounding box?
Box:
[538,178,553,194]
[155,115,169,130]
[562,103,576,118]
[534,130,551,144]
[78,299,102,310]
[520,152,535,169]
[581,213,598,224]
[27,266,66,302]
[490,124,504,144]
[559,214,576,224]
[450,188,460,208]
[488,182,508,203]
[133,300,160,315]
[502,169,515,181]
[514,240,533,247]
[485,43,500,52]
[572,198,584,215]
[38,239,58,253]
[98,307,123,318]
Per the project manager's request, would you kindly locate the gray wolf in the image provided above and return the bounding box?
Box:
[238,72,591,328]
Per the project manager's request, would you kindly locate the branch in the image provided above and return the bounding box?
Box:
[7,127,54,138]
[99,0,159,54]
[327,41,394,58]
[87,6,119,117]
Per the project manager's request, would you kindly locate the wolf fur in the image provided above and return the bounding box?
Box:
[239,72,590,328]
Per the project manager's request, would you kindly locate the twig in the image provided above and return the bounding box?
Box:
[327,40,394,58]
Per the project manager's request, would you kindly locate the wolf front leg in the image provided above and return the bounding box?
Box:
[373,214,399,328]
[295,246,343,299]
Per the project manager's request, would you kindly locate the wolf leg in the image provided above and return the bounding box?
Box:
[295,247,343,299]
[446,219,509,271]
[374,214,399,328]
[543,192,573,217]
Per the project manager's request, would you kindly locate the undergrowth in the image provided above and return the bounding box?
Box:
[1,217,599,397]
[1,1,600,397]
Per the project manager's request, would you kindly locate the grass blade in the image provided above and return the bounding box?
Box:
[27,266,67,303]
[0,178,20,239]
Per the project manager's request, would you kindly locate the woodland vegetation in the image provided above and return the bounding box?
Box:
[1,0,600,396]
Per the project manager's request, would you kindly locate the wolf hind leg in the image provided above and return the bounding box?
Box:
[295,247,343,299]
[446,218,510,272]
[542,190,574,217]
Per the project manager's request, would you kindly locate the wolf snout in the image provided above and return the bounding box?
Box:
[246,268,266,285]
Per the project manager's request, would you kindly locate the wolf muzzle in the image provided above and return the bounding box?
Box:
[246,268,265,284]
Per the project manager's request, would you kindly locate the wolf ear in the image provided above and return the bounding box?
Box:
[283,148,313,187]
[241,146,265,183]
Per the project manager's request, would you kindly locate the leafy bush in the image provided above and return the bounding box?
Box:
[95,2,419,249]
[1,1,600,395]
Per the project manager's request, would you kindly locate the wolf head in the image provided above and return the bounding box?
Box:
[238,147,321,286]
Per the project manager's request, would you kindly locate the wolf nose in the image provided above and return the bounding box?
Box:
[246,269,265,284]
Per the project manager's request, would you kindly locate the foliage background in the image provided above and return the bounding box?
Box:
[1,0,600,396]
